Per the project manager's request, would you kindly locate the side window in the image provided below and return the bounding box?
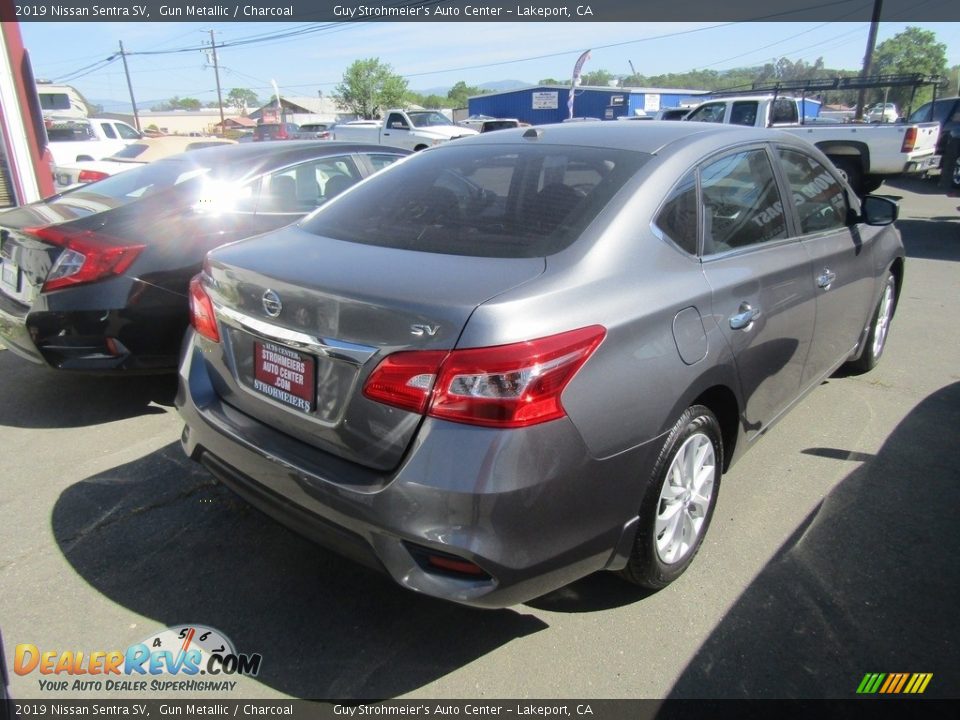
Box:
[687,103,726,123]
[387,113,409,130]
[777,148,848,234]
[258,156,361,213]
[730,102,759,127]
[654,171,698,254]
[100,122,117,139]
[700,149,787,254]
[771,99,798,125]
[367,153,405,172]
[116,123,141,140]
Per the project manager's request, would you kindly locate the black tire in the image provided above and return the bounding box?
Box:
[831,157,864,195]
[862,175,884,194]
[952,156,960,189]
[619,405,723,590]
[846,271,897,374]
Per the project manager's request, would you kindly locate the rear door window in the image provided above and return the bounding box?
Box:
[258,156,361,213]
[99,122,117,139]
[302,144,649,258]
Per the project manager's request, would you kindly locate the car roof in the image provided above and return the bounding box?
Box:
[155,140,408,171]
[108,135,236,162]
[449,120,787,155]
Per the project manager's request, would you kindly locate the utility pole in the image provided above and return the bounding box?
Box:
[855,0,883,121]
[208,30,225,135]
[118,41,141,132]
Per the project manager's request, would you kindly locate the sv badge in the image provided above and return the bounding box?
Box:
[410,324,440,337]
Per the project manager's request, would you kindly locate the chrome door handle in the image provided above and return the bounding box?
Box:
[729,303,759,330]
[817,269,837,289]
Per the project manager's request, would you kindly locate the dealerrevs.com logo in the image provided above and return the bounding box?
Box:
[14,624,262,693]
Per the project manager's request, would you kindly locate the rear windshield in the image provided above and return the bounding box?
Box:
[46,120,94,142]
[301,144,649,258]
[60,157,210,205]
[111,143,150,159]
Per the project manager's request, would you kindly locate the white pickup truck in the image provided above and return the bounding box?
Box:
[332,110,478,151]
[46,116,142,166]
[682,95,940,193]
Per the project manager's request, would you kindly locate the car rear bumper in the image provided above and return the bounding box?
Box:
[176,332,655,608]
[0,294,186,372]
[904,154,942,174]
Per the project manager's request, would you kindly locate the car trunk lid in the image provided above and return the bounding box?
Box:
[201,225,546,471]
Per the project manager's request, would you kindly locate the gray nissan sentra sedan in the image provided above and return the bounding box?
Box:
[176,122,903,608]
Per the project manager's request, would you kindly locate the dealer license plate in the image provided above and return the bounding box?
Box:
[252,340,316,413]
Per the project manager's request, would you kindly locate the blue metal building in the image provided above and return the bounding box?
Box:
[467,85,708,124]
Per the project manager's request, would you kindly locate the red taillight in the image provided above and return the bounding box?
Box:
[361,350,448,414]
[188,274,220,343]
[901,127,918,153]
[363,326,606,428]
[27,226,145,293]
[77,169,110,183]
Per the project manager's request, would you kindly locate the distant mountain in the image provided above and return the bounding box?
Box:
[477,80,530,92]
[412,79,531,97]
[87,98,169,114]
[94,80,533,113]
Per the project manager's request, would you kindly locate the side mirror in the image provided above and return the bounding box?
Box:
[860,195,899,226]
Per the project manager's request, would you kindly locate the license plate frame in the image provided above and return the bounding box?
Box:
[252,340,316,414]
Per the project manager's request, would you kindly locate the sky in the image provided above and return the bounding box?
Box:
[18,18,960,110]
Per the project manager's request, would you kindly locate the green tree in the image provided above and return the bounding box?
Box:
[872,27,947,108]
[226,88,259,113]
[580,69,614,87]
[538,78,564,86]
[446,81,484,108]
[333,58,409,119]
[152,96,202,111]
[416,94,449,109]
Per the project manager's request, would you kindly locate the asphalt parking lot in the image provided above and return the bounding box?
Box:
[1,178,957,701]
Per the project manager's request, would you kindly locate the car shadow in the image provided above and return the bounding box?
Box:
[50,443,547,699]
[0,350,176,428]
[525,572,657,613]
[667,382,960,698]
[895,218,960,263]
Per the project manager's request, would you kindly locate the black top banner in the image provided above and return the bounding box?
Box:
[2,0,959,22]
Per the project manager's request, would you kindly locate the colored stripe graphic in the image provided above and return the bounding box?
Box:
[857,672,932,694]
